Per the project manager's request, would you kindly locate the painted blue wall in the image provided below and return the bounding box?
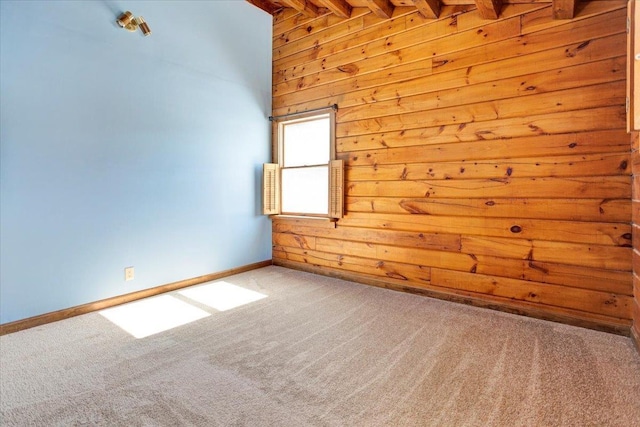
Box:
[0,1,273,323]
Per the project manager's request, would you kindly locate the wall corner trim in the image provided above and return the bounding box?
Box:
[0,260,273,336]
[632,326,640,356]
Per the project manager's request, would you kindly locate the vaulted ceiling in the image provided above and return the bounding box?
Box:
[247,0,579,20]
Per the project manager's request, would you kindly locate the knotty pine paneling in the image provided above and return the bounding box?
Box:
[271,1,632,333]
[631,132,640,348]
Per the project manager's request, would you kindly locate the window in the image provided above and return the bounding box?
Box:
[263,108,343,219]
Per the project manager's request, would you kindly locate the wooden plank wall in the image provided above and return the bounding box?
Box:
[632,131,640,347]
[271,1,633,334]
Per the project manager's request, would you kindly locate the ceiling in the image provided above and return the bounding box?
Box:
[246,0,579,21]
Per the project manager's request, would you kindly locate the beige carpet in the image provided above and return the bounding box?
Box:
[1,266,639,426]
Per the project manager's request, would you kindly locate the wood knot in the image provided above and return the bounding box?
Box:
[510,225,522,233]
[528,261,549,274]
[386,272,408,280]
[400,167,408,180]
[577,40,590,50]
[337,64,359,74]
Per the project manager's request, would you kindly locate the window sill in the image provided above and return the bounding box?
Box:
[269,214,337,222]
[269,215,338,227]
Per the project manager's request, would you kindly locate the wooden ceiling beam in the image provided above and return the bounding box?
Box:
[250,0,577,21]
[413,0,441,19]
[317,0,352,18]
[246,0,282,15]
[366,0,395,19]
[279,0,320,17]
[474,0,502,19]
[553,0,577,19]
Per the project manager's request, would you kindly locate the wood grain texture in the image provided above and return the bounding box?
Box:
[272,4,632,332]
[273,11,626,113]
[430,268,632,318]
[633,268,640,351]
[629,0,640,132]
[280,0,320,17]
[632,128,640,354]
[474,0,502,19]
[337,211,631,246]
[319,0,353,18]
[367,0,395,18]
[552,0,576,19]
[0,260,273,336]
[345,197,631,222]
[414,0,441,18]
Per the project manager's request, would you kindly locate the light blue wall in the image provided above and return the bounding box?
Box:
[0,1,273,323]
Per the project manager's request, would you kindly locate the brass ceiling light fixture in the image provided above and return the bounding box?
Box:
[116,11,151,36]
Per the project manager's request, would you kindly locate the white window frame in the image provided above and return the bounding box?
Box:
[263,107,343,219]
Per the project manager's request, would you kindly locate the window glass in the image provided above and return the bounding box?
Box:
[282,116,330,167]
[281,166,329,215]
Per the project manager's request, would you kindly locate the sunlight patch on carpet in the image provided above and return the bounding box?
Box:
[178,281,268,311]
[99,295,210,338]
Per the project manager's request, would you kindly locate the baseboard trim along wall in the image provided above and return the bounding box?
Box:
[0,260,272,336]
[274,260,632,337]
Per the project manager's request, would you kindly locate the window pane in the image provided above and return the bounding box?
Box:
[283,117,330,167]
[281,166,328,215]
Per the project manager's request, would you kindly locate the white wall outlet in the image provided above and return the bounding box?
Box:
[125,266,134,281]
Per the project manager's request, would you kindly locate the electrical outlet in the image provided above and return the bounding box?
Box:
[125,266,135,281]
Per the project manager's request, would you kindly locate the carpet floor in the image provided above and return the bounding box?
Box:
[1,266,639,426]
